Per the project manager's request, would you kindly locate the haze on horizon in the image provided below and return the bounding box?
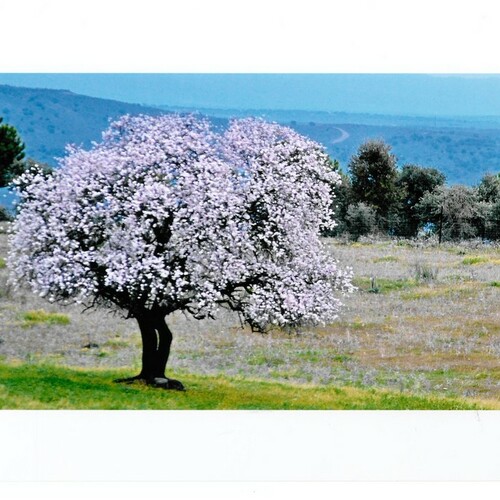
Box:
[1,73,500,118]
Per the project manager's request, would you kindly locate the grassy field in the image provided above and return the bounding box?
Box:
[1,224,499,409]
[1,361,496,409]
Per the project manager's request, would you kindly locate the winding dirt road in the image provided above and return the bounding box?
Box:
[331,126,350,144]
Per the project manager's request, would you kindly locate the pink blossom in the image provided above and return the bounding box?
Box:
[9,114,353,331]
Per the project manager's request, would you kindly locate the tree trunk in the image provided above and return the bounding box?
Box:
[137,310,171,380]
[114,309,185,390]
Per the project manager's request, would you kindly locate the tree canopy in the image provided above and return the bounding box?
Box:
[9,114,352,388]
[476,172,500,203]
[348,139,399,223]
[416,184,480,240]
[0,116,25,187]
[396,164,446,237]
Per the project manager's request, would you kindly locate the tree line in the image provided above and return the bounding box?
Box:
[2,116,500,242]
[329,139,500,241]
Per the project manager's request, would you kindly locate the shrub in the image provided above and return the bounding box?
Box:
[414,262,438,281]
[345,202,377,241]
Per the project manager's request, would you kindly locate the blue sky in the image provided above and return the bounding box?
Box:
[1,74,500,117]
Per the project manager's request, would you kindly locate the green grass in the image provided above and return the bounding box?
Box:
[462,255,489,265]
[0,362,495,410]
[353,276,417,294]
[0,257,6,269]
[489,281,500,287]
[20,309,71,327]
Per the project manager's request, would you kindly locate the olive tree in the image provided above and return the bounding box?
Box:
[345,202,377,241]
[416,184,480,240]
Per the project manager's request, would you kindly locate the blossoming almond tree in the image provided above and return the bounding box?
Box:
[8,114,352,390]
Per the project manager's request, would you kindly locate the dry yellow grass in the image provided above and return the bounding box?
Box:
[1,230,499,405]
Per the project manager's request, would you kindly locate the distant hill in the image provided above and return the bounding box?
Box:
[158,105,500,130]
[292,121,500,184]
[0,84,166,166]
[160,105,500,185]
[1,85,499,188]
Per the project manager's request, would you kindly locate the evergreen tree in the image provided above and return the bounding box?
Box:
[0,117,25,187]
[476,172,500,203]
[396,164,446,237]
[348,140,399,227]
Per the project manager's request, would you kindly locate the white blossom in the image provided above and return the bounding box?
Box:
[8,114,353,330]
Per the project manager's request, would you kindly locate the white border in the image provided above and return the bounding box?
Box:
[1,0,500,487]
[1,482,500,500]
[0,411,499,481]
[0,0,499,72]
